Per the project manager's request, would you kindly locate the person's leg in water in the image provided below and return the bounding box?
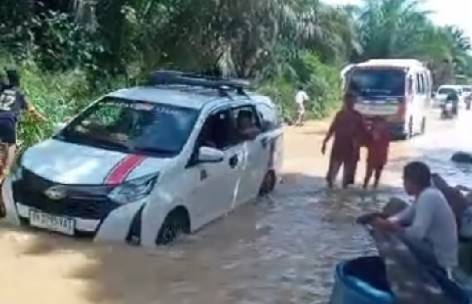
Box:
[0,120,17,180]
[373,166,384,189]
[363,164,374,189]
[399,233,450,278]
[0,143,8,178]
[342,156,358,189]
[3,144,16,177]
[326,157,342,189]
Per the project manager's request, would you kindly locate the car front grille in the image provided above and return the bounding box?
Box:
[13,169,120,221]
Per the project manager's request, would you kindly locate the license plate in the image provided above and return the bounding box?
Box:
[29,210,75,236]
[355,104,399,115]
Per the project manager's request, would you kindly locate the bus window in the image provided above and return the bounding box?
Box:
[416,74,422,93]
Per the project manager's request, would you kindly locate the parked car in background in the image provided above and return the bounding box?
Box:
[1,71,284,246]
[462,85,472,110]
[343,59,432,139]
[434,85,464,108]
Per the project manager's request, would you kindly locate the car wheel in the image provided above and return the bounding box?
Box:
[156,208,190,245]
[259,170,276,196]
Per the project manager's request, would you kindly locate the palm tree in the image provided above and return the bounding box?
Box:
[357,0,431,59]
[354,0,472,83]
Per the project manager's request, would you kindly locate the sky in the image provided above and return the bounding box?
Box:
[324,0,472,40]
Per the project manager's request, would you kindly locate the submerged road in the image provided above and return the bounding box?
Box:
[0,109,471,304]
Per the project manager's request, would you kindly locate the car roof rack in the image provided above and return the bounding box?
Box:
[148,70,250,98]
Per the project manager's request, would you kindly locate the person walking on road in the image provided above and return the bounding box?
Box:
[363,116,391,189]
[294,86,309,127]
[0,69,45,180]
[322,91,366,189]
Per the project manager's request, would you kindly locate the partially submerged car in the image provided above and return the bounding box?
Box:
[2,71,284,245]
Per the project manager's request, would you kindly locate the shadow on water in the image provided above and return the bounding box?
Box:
[0,172,405,304]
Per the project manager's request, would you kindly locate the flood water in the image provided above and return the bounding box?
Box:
[0,110,471,304]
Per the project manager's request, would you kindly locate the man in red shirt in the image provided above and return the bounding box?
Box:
[322,92,366,189]
[363,116,391,189]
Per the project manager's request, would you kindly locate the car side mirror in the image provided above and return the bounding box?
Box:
[260,121,271,132]
[198,147,224,163]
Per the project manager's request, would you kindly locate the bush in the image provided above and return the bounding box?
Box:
[0,10,106,82]
[258,52,342,122]
[0,54,126,148]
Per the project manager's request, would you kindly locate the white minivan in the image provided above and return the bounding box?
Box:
[343,59,432,139]
[2,71,284,245]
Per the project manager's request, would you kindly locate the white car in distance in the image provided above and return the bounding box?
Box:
[434,85,463,107]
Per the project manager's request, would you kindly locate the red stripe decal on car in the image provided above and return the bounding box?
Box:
[105,155,146,185]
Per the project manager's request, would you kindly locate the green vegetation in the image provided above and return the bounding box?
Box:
[0,0,471,146]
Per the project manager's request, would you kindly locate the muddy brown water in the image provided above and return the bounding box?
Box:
[0,110,471,304]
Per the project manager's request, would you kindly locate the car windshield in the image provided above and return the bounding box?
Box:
[348,69,405,97]
[438,88,457,95]
[463,87,471,93]
[57,97,199,156]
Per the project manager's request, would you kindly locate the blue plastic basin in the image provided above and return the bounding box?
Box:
[329,256,395,304]
[329,256,471,304]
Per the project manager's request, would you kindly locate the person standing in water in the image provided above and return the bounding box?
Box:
[322,91,366,188]
[363,116,391,189]
[294,86,309,127]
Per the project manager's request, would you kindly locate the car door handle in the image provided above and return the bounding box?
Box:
[229,155,239,168]
[200,169,207,181]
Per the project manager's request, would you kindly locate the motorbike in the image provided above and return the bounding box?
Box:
[466,96,471,111]
[440,100,458,119]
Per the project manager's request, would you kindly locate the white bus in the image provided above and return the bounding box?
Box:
[343,59,432,139]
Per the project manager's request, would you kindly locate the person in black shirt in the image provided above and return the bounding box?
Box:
[0,69,45,179]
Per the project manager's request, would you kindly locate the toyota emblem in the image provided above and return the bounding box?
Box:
[44,186,67,200]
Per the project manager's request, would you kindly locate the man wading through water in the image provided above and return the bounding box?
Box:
[322,91,366,189]
[0,69,45,181]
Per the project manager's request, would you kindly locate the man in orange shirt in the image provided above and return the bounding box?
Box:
[322,92,366,188]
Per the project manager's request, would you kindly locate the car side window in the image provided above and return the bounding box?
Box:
[198,109,235,150]
[256,103,280,131]
[232,106,261,143]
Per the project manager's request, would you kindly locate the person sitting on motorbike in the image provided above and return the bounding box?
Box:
[447,92,459,116]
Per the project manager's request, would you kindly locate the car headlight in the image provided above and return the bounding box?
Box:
[107,173,158,204]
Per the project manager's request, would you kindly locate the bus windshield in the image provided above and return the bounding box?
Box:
[348,69,406,97]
